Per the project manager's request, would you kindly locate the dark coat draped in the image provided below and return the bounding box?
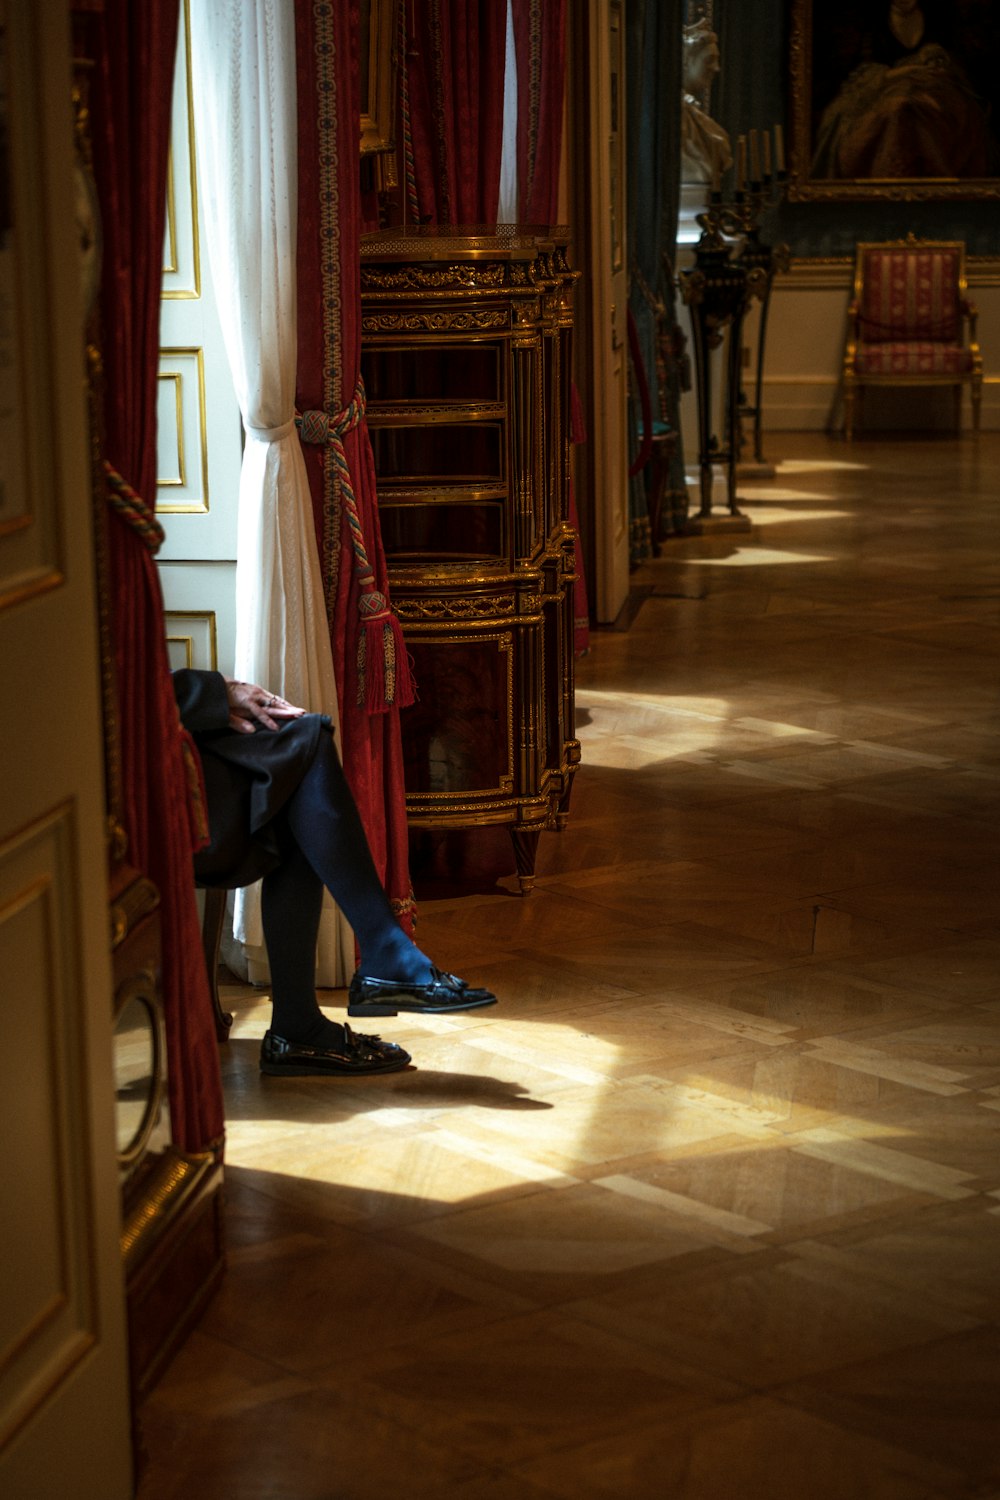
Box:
[173,668,332,889]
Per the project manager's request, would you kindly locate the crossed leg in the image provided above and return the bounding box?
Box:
[258,733,493,1073]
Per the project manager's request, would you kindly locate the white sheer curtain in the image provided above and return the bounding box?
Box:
[190,0,354,985]
[497,0,519,222]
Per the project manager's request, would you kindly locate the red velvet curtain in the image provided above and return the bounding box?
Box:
[84,0,224,1154]
[398,0,508,224]
[294,0,415,930]
[510,0,588,652]
[512,0,566,223]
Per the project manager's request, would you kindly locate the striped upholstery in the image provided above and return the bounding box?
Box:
[844,240,981,439]
[858,249,962,343]
[855,342,973,376]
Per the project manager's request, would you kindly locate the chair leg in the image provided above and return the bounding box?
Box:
[843,380,856,442]
[972,376,983,433]
[200,885,234,1042]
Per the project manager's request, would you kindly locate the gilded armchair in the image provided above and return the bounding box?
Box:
[843,239,982,441]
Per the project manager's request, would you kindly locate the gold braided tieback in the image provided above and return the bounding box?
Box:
[296,382,415,713]
[104,462,166,555]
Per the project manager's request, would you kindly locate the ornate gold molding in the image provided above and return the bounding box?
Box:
[361,227,579,876]
[156,347,209,511]
[109,877,160,953]
[161,0,201,299]
[362,310,509,334]
[378,483,506,502]
[361,225,571,257]
[776,256,1000,291]
[164,610,219,671]
[360,263,508,292]
[156,373,185,486]
[367,402,505,423]
[120,1146,217,1274]
[392,594,516,621]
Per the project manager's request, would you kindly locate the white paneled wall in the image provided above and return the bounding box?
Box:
[158,0,242,674]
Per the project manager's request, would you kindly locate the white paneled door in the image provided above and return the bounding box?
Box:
[0,8,132,1495]
[157,0,242,674]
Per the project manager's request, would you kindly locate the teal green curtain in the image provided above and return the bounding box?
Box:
[626,0,688,563]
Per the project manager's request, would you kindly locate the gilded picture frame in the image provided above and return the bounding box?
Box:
[788,0,1000,201]
[359,0,398,156]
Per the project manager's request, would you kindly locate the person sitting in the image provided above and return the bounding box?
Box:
[174,668,496,1079]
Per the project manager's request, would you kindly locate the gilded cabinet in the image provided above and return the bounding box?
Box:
[360,227,580,892]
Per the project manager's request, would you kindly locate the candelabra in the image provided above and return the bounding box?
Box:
[677,125,787,525]
[736,179,790,477]
[678,197,764,529]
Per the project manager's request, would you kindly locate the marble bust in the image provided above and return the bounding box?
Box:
[680,19,733,188]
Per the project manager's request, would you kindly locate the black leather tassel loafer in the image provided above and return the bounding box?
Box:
[348,966,498,1018]
[260,1025,411,1077]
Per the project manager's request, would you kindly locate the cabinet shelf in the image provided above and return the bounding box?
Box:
[361,226,579,893]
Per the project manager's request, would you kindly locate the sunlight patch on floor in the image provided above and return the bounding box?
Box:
[576,689,733,719]
[574,690,735,767]
[575,734,700,769]
[772,457,871,473]
[743,506,851,525]
[737,487,833,502]
[686,547,837,566]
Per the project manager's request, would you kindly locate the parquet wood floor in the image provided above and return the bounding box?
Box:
[137,434,1000,1499]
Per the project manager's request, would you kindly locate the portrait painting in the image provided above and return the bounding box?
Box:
[788,0,1000,199]
[359,0,398,157]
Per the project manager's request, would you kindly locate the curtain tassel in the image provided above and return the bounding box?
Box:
[297,385,416,714]
[356,589,416,713]
[103,461,166,554]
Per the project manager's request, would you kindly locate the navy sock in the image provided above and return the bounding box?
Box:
[260,844,344,1046]
[283,734,433,984]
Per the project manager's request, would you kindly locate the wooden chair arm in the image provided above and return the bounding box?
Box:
[961,298,978,342]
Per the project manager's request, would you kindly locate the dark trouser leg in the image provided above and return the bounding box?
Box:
[260,841,333,1044]
[283,734,433,985]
